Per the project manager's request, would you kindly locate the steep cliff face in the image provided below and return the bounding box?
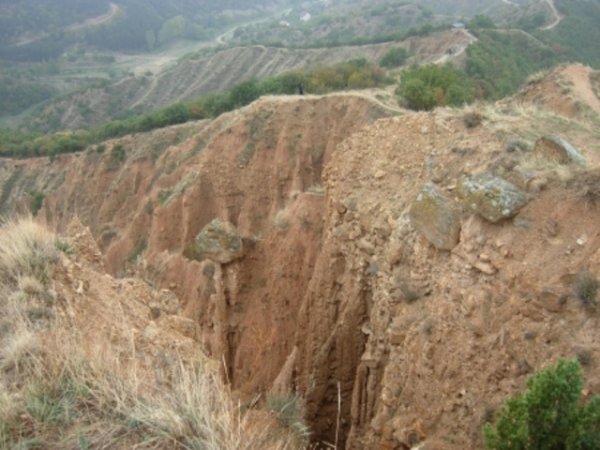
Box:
[297,107,600,448]
[0,94,395,430]
[2,74,600,449]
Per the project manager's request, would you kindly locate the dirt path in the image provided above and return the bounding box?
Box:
[541,0,562,30]
[433,29,478,64]
[66,2,121,32]
[500,0,518,6]
[563,65,600,116]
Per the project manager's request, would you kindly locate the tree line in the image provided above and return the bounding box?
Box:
[0,59,387,159]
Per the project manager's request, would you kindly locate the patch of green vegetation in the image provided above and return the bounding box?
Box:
[484,359,600,450]
[111,144,125,162]
[29,190,45,216]
[463,2,600,102]
[0,59,388,159]
[397,64,474,110]
[465,29,556,99]
[379,47,410,68]
[0,75,58,116]
[230,1,449,50]
[265,393,310,447]
[54,238,74,255]
[539,0,600,68]
[0,0,273,60]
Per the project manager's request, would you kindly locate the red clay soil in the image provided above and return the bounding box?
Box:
[2,74,600,448]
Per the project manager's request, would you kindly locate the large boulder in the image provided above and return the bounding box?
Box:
[191,218,243,264]
[533,136,586,166]
[409,182,462,250]
[458,174,527,223]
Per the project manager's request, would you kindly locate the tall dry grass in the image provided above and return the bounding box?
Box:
[0,218,306,449]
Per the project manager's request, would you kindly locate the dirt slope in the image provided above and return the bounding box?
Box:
[515,64,600,121]
[3,70,600,448]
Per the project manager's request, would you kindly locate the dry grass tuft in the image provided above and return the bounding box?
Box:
[0,219,305,450]
[0,217,58,285]
[463,110,484,129]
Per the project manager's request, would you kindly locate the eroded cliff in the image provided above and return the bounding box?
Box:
[2,67,600,448]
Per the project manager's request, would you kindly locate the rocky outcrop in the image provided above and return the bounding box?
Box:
[533,135,586,166]
[190,218,243,264]
[458,174,527,222]
[409,182,462,250]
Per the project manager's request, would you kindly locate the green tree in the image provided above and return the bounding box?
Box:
[228,79,261,108]
[397,64,473,110]
[484,359,600,450]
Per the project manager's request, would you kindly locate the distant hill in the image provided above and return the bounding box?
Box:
[0,0,288,59]
[227,0,538,48]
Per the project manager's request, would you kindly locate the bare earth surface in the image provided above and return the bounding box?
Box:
[2,65,600,449]
[66,2,121,32]
[563,65,600,116]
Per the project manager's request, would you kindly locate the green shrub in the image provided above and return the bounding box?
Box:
[484,359,600,450]
[29,191,45,216]
[379,47,409,68]
[397,64,474,110]
[111,144,125,162]
[574,272,599,308]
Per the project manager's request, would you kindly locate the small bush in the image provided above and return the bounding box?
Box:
[266,393,310,445]
[111,144,125,162]
[397,64,474,111]
[28,191,45,217]
[54,238,74,255]
[574,272,599,308]
[463,111,484,128]
[484,359,600,450]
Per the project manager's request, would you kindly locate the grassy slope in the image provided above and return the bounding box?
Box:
[0,219,305,449]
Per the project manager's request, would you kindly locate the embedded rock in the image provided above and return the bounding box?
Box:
[409,182,462,250]
[192,218,243,264]
[458,174,527,223]
[533,135,586,166]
